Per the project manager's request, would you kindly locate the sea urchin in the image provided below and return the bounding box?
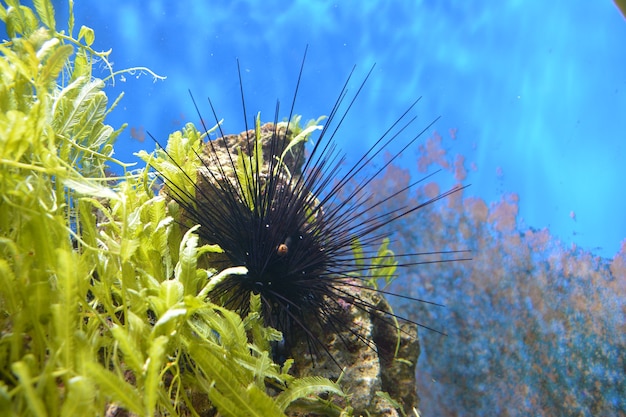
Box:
[148,48,467,413]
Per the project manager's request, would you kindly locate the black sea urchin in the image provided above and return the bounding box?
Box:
[150,50,467,392]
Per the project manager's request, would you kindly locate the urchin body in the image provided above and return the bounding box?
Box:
[179,121,363,344]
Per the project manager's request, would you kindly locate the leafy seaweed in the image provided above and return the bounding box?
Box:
[0,1,358,415]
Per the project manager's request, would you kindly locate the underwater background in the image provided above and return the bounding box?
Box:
[56,0,626,261]
[4,0,624,415]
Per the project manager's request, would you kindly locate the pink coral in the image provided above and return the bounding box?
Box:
[366,128,625,416]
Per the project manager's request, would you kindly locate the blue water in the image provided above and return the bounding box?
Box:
[43,0,624,259]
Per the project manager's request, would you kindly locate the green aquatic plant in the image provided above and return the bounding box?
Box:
[0,1,354,416]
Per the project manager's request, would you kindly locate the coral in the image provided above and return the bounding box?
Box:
[369,128,626,416]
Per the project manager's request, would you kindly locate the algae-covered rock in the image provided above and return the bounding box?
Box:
[177,122,422,416]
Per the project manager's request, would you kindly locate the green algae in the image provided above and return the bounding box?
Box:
[0,1,357,416]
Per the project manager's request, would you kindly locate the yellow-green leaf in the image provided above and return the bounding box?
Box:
[86,363,144,415]
[11,361,47,417]
[78,25,95,46]
[60,376,97,416]
[145,335,169,416]
[33,0,55,30]
[40,43,72,85]
[275,376,345,412]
